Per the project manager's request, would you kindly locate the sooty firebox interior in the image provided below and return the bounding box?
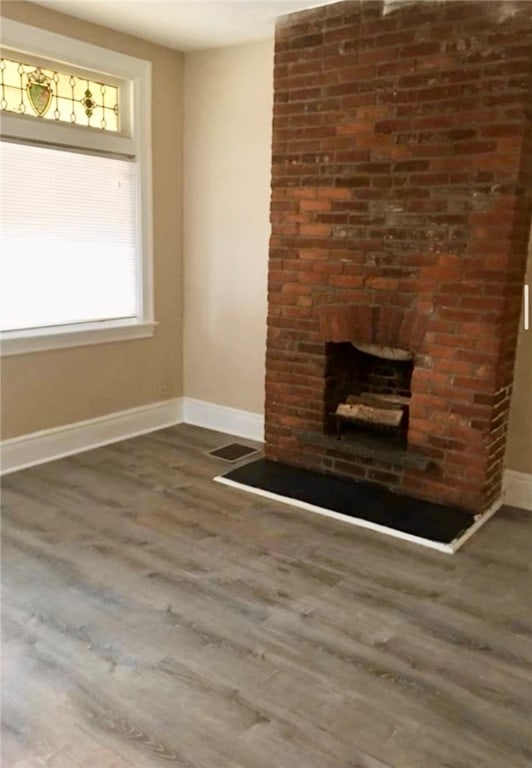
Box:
[324,342,414,446]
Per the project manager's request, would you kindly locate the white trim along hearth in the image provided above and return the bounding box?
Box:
[0,399,529,512]
[214,474,502,554]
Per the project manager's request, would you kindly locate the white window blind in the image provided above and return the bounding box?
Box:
[0,140,138,332]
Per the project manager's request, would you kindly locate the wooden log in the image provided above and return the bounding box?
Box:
[335,402,403,427]
[346,394,406,411]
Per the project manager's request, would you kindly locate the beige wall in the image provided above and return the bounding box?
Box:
[183,40,272,414]
[505,243,532,475]
[0,1,183,439]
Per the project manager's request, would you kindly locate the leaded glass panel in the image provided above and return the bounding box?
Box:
[0,54,119,131]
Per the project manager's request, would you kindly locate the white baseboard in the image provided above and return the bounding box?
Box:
[183,398,264,443]
[504,469,532,511]
[0,398,184,475]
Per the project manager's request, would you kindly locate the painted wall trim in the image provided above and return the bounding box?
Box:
[0,398,184,475]
[504,469,532,511]
[183,398,264,442]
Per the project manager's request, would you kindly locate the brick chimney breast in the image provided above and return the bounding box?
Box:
[265,0,532,513]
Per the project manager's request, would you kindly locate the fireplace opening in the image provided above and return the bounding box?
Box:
[324,342,414,447]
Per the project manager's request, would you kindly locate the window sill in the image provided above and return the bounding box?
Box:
[0,319,157,356]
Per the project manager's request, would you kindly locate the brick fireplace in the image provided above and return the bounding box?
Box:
[264,0,532,513]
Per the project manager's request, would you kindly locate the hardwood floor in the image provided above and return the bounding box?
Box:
[2,423,532,768]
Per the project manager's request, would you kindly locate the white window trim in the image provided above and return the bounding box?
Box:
[0,19,154,356]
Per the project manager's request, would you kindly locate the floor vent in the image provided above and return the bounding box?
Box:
[207,443,259,463]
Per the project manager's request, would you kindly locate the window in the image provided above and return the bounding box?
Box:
[0,20,153,355]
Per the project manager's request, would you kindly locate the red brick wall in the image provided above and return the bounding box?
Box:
[265,0,532,512]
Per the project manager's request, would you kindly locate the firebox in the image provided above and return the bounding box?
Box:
[324,342,413,447]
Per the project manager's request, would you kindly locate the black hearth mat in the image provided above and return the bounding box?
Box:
[221,459,474,544]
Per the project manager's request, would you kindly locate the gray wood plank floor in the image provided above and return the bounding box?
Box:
[2,423,532,768]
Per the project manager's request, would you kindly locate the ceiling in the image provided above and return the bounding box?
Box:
[33,0,341,51]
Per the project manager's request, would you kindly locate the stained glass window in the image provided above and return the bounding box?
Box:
[0,53,119,131]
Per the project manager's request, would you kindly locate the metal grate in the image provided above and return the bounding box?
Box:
[207,443,259,463]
